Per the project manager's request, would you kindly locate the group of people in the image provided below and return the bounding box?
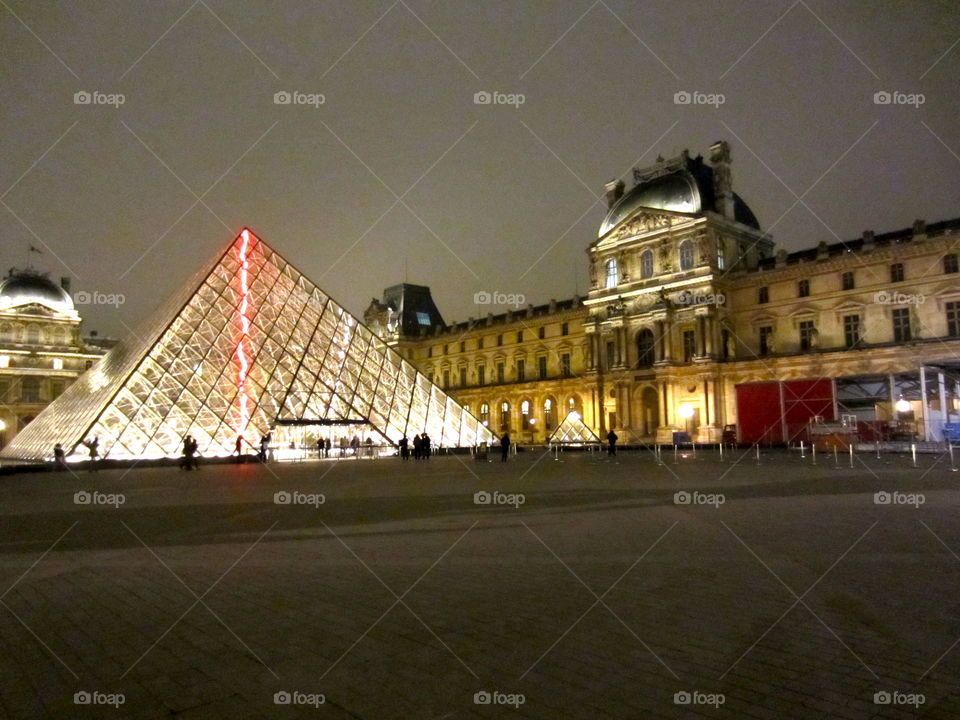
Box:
[398,432,432,460]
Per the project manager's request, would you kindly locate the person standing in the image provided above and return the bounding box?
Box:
[399,435,409,460]
[500,432,510,462]
[235,436,244,460]
[350,435,360,457]
[606,430,618,457]
[83,437,99,472]
[53,443,65,471]
[422,432,431,460]
[182,435,194,470]
[316,437,324,460]
[189,436,200,470]
[413,434,422,460]
[325,437,332,458]
[259,435,269,463]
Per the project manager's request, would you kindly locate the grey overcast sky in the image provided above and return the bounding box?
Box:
[1,0,958,337]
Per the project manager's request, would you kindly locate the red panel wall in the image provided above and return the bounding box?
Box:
[735,382,783,445]
[782,378,835,443]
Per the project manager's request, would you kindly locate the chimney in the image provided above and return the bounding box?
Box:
[912,219,927,242]
[60,276,71,292]
[604,179,625,209]
[709,141,734,219]
[861,230,875,251]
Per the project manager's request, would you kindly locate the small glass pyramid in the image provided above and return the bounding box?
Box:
[548,411,601,445]
[1,229,496,460]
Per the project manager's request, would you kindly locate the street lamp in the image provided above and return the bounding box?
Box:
[895,397,911,413]
[677,403,695,419]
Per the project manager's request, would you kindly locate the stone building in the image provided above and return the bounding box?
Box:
[0,270,108,448]
[373,141,960,445]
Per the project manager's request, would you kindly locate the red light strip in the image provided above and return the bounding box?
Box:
[236,229,252,436]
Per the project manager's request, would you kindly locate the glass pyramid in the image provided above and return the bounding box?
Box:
[548,411,600,445]
[1,229,496,461]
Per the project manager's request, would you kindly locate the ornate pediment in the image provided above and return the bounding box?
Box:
[612,210,675,239]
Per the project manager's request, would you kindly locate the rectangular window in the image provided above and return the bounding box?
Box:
[891,263,904,283]
[496,362,504,384]
[459,341,465,353]
[459,367,467,387]
[442,370,450,388]
[516,330,523,343]
[538,356,547,379]
[561,322,569,336]
[892,307,911,342]
[52,357,63,370]
[843,314,860,348]
[606,341,616,368]
[683,330,696,361]
[538,327,545,340]
[516,359,525,382]
[798,279,810,298]
[427,372,434,383]
[759,326,773,356]
[841,272,854,290]
[478,337,484,349]
[947,302,960,337]
[799,320,816,351]
[20,378,40,403]
[477,365,485,385]
[945,254,959,274]
[497,334,503,347]
[758,286,769,304]
[0,379,9,401]
[50,380,65,400]
[561,353,571,377]
[444,344,449,355]
[427,347,432,358]
[717,242,726,270]
[416,311,431,325]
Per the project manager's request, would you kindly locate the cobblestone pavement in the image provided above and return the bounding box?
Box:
[0,447,958,719]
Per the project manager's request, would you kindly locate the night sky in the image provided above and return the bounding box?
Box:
[1,1,957,338]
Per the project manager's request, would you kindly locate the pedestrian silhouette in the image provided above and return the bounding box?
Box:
[500,432,510,462]
[606,430,618,456]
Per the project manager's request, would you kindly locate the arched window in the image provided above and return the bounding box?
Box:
[499,401,510,430]
[637,328,655,368]
[521,400,531,429]
[543,398,555,430]
[679,241,694,271]
[640,250,653,279]
[479,403,490,425]
[604,258,618,289]
[0,323,12,342]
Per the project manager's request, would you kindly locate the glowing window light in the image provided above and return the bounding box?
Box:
[236,229,252,437]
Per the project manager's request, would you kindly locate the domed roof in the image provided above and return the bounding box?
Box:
[598,153,761,238]
[0,271,74,313]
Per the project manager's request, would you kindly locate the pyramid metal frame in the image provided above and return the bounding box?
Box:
[548,411,601,445]
[1,229,496,461]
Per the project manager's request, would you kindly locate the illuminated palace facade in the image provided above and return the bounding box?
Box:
[368,142,960,445]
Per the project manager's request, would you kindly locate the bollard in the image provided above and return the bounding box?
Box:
[812,443,817,465]
[911,443,917,468]
[876,440,881,460]
[674,444,678,463]
[849,443,854,468]
[949,442,957,472]
[834,445,839,467]
[719,442,723,462]
[800,440,805,459]
[755,444,760,465]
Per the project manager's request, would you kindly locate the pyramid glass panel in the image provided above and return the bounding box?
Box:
[548,412,601,445]
[1,229,495,460]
